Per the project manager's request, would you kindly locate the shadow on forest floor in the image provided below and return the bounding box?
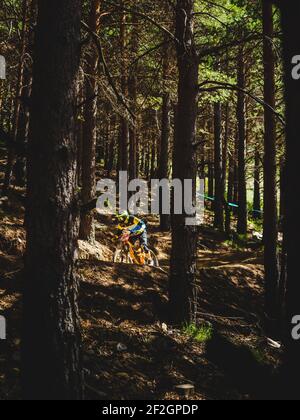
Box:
[0,196,284,400]
[78,251,282,400]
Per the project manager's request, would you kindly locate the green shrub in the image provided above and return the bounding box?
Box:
[183,323,213,343]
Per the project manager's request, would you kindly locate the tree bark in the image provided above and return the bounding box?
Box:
[22,0,83,400]
[170,0,198,325]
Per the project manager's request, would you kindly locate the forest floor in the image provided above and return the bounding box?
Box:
[0,156,284,400]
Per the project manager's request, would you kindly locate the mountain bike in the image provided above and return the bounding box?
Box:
[113,230,159,267]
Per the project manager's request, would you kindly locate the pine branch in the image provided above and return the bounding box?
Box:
[81,20,135,122]
[198,80,285,126]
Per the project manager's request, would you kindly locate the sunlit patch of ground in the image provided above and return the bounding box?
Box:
[0,188,283,400]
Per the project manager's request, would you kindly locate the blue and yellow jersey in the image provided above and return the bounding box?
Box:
[117,215,146,236]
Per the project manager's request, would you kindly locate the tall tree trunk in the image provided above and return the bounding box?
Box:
[263,0,279,320]
[79,0,101,242]
[14,69,31,187]
[107,114,116,176]
[226,152,234,234]
[208,158,214,199]
[222,104,229,197]
[118,4,128,172]
[128,13,138,180]
[223,105,231,234]
[104,110,111,172]
[236,47,248,234]
[233,130,239,206]
[22,0,83,400]
[158,40,171,231]
[253,146,261,219]
[279,159,285,224]
[170,0,198,324]
[208,117,214,201]
[150,132,157,180]
[214,102,224,230]
[280,1,300,399]
[227,154,234,205]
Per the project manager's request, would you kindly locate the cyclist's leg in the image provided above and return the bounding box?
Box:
[140,231,150,253]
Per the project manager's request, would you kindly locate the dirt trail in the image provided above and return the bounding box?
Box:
[0,206,283,400]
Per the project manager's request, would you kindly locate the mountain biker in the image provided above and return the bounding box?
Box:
[114,211,150,255]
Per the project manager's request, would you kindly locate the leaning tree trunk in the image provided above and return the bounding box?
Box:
[280,0,300,400]
[79,0,101,242]
[22,0,83,400]
[170,0,198,324]
[236,46,248,235]
[263,0,279,320]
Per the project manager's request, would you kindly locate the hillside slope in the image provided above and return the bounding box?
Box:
[0,200,283,400]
